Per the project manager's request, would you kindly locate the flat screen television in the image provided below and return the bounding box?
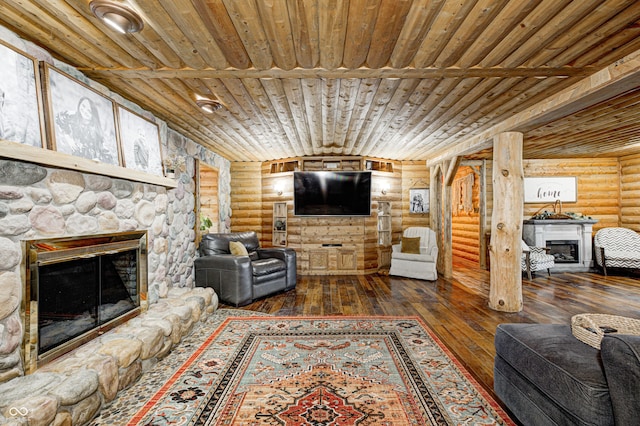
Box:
[294,171,372,216]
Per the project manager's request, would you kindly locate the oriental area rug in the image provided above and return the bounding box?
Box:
[121,315,513,426]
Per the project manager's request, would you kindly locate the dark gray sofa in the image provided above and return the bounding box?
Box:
[494,323,640,426]
[194,232,296,306]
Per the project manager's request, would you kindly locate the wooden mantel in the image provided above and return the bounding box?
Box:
[0,140,176,188]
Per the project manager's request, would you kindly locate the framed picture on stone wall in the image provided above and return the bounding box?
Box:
[0,40,46,148]
[41,63,121,166]
[117,106,163,176]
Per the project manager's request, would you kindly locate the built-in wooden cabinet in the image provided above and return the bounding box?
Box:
[377,201,392,246]
[270,160,298,173]
[257,156,403,275]
[272,202,287,246]
[365,159,394,173]
[267,156,396,174]
[302,244,360,274]
[301,157,361,171]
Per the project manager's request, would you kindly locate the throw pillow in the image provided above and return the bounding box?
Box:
[229,240,249,256]
[401,236,421,254]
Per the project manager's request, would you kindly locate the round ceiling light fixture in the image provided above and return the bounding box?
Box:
[90,1,144,34]
[196,99,224,114]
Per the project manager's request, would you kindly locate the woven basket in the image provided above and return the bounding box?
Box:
[571,314,640,349]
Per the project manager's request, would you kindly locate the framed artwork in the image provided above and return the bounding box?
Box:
[409,188,429,213]
[0,40,46,147]
[42,64,120,165]
[524,177,577,203]
[117,106,163,176]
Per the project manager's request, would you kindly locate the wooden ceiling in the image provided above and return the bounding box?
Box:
[2,0,640,163]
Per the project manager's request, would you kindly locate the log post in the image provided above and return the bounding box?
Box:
[430,164,443,274]
[489,132,524,312]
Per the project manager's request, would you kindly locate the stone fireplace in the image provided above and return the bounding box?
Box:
[23,231,147,372]
[523,219,598,271]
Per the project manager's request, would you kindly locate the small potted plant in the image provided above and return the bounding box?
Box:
[200,214,213,232]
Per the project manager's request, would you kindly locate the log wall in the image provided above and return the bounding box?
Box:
[230,162,263,237]
[401,161,430,230]
[466,158,620,270]
[230,156,626,275]
[522,159,620,230]
[620,153,640,232]
[452,165,480,267]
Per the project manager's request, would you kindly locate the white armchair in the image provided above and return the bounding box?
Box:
[389,227,438,280]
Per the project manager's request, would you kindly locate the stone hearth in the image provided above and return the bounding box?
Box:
[0,287,218,425]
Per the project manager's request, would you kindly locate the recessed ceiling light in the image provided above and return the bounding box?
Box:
[196,99,223,114]
[90,1,144,34]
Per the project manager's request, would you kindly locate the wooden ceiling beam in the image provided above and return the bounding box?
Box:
[80,65,594,80]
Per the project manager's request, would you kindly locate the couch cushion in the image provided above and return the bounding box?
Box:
[401,236,421,254]
[252,258,286,277]
[495,323,612,425]
[229,241,249,256]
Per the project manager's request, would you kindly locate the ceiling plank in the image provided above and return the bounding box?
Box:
[222,0,273,70]
[366,0,412,69]
[155,0,229,68]
[342,0,381,69]
[256,0,297,70]
[191,0,249,69]
[390,0,445,68]
[426,48,640,166]
[433,0,510,68]
[412,0,477,68]
[318,0,349,69]
[287,0,319,68]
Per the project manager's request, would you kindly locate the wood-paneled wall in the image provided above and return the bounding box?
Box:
[452,165,480,267]
[230,162,263,237]
[522,159,620,230]
[400,161,430,230]
[229,156,630,275]
[457,158,620,269]
[620,153,640,232]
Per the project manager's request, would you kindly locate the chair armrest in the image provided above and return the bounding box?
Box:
[194,254,253,306]
[258,247,297,289]
[391,243,401,253]
[602,334,640,425]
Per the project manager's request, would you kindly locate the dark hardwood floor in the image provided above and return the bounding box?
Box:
[220,267,640,404]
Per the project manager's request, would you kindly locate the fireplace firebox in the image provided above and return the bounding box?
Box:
[546,240,580,264]
[23,231,147,372]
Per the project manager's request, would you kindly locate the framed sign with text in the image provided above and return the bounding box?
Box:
[524,176,577,203]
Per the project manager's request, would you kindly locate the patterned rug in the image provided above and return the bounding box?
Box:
[126,316,513,425]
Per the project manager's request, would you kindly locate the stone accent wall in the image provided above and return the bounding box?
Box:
[0,148,229,383]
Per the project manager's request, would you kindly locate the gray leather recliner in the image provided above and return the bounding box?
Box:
[194,231,296,306]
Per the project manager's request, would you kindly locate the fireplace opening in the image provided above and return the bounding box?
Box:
[38,250,137,354]
[23,231,147,372]
[546,240,580,264]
